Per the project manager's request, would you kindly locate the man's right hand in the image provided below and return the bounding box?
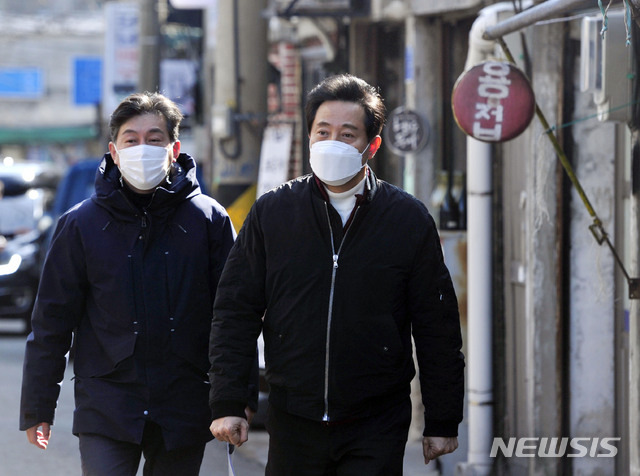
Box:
[210,417,249,447]
[26,422,51,450]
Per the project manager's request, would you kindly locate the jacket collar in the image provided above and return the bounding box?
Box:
[312,167,378,204]
[93,152,202,220]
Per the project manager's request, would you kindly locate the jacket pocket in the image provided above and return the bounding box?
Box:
[352,313,404,370]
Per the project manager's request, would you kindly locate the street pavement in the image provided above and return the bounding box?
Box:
[1,320,453,475]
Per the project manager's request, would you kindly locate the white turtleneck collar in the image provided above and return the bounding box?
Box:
[325,175,367,226]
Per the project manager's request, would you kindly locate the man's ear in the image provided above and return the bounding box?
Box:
[369,135,382,159]
[171,140,181,162]
[108,142,119,166]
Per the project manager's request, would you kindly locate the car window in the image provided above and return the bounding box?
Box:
[0,190,47,236]
[52,163,98,217]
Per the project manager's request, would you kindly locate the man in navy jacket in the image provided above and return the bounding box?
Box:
[20,92,255,475]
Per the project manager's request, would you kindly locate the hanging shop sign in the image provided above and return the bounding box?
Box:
[451,61,535,142]
[256,123,294,198]
[384,107,429,155]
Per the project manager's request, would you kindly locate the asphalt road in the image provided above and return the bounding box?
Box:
[0,320,267,476]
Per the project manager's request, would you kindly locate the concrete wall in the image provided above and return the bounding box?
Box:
[0,13,104,128]
[569,66,617,476]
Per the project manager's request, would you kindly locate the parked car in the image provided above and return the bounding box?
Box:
[0,161,62,333]
[50,158,100,219]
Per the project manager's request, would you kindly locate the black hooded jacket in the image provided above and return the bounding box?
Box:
[20,153,241,450]
[209,170,464,437]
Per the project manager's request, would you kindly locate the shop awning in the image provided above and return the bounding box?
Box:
[0,125,99,145]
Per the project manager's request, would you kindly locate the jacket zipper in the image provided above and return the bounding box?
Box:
[322,201,359,422]
[117,189,149,230]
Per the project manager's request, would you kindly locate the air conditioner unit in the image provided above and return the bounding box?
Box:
[580,10,634,122]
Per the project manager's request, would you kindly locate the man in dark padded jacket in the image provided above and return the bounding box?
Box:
[20,92,256,476]
[209,74,465,475]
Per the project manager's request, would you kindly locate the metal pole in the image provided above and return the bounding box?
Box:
[212,0,268,207]
[630,136,640,476]
[483,0,592,41]
[139,0,160,92]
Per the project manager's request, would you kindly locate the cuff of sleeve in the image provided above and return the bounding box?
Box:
[20,408,54,431]
[210,400,248,421]
[423,419,459,438]
[247,397,258,413]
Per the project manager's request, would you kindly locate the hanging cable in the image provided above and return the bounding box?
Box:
[497,36,640,299]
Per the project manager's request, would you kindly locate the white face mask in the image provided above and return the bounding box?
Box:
[309,140,370,187]
[115,144,172,191]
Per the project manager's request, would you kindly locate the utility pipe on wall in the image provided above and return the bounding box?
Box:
[459,3,529,475]
[465,135,493,475]
[482,0,592,41]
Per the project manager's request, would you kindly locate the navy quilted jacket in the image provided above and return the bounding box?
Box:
[20,153,243,450]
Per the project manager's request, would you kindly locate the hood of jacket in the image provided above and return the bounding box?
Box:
[92,152,202,223]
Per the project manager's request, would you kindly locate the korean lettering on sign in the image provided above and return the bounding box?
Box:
[385,108,428,155]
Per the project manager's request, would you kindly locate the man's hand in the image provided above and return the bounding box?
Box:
[210,416,249,447]
[26,422,51,450]
[423,436,458,464]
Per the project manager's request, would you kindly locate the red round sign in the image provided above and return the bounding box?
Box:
[451,61,535,142]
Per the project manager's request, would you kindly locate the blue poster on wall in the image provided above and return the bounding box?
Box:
[74,57,102,105]
[0,68,43,98]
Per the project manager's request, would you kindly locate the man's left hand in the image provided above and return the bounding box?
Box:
[423,436,458,464]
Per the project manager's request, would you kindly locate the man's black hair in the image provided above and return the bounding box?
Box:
[305,74,386,142]
[109,91,183,143]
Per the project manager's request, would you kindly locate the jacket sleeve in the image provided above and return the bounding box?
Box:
[207,207,260,413]
[19,211,86,431]
[409,212,465,438]
[208,207,236,295]
[209,202,265,420]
